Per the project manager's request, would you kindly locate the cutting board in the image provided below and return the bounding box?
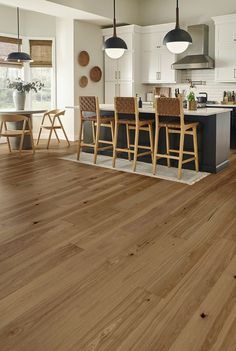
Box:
[154,87,172,98]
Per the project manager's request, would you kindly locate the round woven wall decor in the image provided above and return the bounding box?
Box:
[90,66,102,82]
[79,76,88,88]
[78,51,90,66]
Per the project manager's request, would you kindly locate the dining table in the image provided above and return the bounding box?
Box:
[0,108,47,149]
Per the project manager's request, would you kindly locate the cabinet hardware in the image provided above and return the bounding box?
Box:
[157,45,161,48]
[115,71,117,80]
[156,72,161,80]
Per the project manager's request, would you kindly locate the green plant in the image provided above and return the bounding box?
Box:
[6,78,44,93]
[187,91,196,102]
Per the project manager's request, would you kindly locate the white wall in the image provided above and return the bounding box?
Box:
[139,0,236,26]
[48,0,140,24]
[74,20,104,135]
[56,18,75,141]
[0,4,56,37]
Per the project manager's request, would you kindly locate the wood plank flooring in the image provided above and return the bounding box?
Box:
[0,142,235,351]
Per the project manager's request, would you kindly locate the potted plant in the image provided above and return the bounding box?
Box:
[187,91,197,111]
[6,78,44,110]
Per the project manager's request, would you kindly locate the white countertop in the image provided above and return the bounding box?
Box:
[66,105,232,116]
[99,104,232,116]
[207,104,236,108]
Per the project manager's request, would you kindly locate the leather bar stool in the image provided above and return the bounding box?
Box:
[153,97,199,179]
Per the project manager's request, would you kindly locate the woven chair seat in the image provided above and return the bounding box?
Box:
[117,118,154,126]
[159,121,199,130]
[82,115,114,123]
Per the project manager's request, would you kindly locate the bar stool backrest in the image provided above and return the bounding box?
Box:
[155,97,185,129]
[79,96,100,122]
[114,97,139,124]
[0,114,28,123]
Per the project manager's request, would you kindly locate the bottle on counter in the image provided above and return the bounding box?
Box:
[232,91,235,102]
[138,96,143,108]
[223,91,228,104]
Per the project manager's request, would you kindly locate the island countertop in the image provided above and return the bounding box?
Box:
[99,104,232,116]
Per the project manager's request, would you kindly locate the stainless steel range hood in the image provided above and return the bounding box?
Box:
[172,24,214,70]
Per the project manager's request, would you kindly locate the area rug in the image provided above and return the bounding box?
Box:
[60,152,210,185]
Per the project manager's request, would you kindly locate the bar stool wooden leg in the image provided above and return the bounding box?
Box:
[94,122,100,164]
[166,127,171,167]
[77,119,83,160]
[112,123,119,168]
[3,122,11,153]
[110,121,114,141]
[126,124,131,161]
[193,127,199,172]
[133,125,139,172]
[92,121,96,143]
[178,131,185,179]
[148,124,154,162]
[153,126,159,175]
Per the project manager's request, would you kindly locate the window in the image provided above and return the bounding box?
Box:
[0,36,23,109]
[0,36,54,110]
[29,39,54,110]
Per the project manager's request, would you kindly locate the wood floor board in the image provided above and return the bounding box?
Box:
[0,142,235,351]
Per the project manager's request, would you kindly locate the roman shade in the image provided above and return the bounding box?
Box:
[30,40,53,67]
[0,36,23,67]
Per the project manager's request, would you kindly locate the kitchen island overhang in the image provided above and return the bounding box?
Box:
[67,105,232,173]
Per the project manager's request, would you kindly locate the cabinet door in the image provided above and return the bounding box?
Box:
[217,23,236,44]
[159,50,176,83]
[118,81,134,97]
[118,51,133,81]
[215,44,236,82]
[104,54,118,82]
[142,51,160,83]
[105,81,118,104]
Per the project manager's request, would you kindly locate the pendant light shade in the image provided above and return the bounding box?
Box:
[104,0,127,59]
[163,0,192,54]
[6,7,33,63]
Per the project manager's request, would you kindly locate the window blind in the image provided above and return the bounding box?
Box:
[30,40,53,67]
[0,36,23,67]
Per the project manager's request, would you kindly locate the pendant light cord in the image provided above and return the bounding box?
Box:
[113,0,117,37]
[176,0,180,28]
[17,7,20,51]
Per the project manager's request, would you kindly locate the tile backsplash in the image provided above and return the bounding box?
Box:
[143,69,236,102]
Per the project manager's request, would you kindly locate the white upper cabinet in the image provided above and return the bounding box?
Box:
[141,23,177,84]
[213,14,236,82]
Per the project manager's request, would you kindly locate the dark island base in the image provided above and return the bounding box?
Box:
[82,111,231,174]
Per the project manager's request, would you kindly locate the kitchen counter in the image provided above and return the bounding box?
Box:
[67,105,231,173]
[100,104,232,116]
[207,103,236,108]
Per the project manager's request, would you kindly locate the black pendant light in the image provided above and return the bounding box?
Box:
[104,0,128,59]
[6,7,33,63]
[163,0,192,54]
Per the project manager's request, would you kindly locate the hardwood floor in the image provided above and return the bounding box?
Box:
[0,142,235,351]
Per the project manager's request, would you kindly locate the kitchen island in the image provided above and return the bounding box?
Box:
[68,105,232,173]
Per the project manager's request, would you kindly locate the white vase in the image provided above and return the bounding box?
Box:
[13,90,26,110]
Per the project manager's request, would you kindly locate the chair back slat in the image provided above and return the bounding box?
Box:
[115,97,136,114]
[0,114,28,122]
[45,109,65,117]
[79,96,97,113]
[155,97,185,127]
[114,97,139,124]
